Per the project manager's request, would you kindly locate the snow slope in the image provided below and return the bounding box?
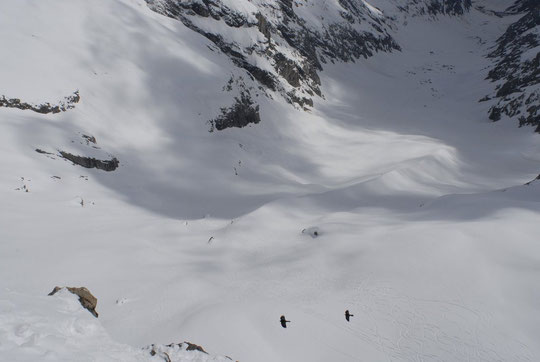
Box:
[1,0,539,361]
[0,289,231,361]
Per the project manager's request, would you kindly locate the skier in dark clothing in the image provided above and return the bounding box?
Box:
[280,315,290,328]
[345,310,354,322]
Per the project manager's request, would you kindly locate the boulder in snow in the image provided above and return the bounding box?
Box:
[48,286,99,317]
[302,227,320,238]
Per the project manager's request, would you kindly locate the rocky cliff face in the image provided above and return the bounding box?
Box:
[146,0,400,111]
[486,0,539,131]
[394,0,472,16]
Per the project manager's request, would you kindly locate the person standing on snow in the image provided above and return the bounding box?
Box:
[345,310,354,322]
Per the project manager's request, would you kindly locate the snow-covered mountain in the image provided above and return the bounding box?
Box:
[145,0,539,131]
[146,0,401,112]
[1,0,539,361]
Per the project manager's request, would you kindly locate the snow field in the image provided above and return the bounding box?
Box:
[0,0,539,361]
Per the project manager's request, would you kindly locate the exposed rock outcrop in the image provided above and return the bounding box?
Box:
[145,341,234,361]
[35,133,119,171]
[0,91,80,114]
[209,92,260,131]
[48,286,99,318]
[59,151,119,171]
[35,149,54,155]
[397,0,472,16]
[485,1,540,131]
[183,342,207,353]
[506,0,538,14]
[82,134,97,145]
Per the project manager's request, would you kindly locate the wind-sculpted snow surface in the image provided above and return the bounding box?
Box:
[1,0,540,361]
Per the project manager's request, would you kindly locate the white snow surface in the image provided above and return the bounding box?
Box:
[0,289,229,361]
[1,0,539,361]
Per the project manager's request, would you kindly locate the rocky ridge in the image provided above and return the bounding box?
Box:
[394,0,472,16]
[485,0,539,131]
[0,91,80,114]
